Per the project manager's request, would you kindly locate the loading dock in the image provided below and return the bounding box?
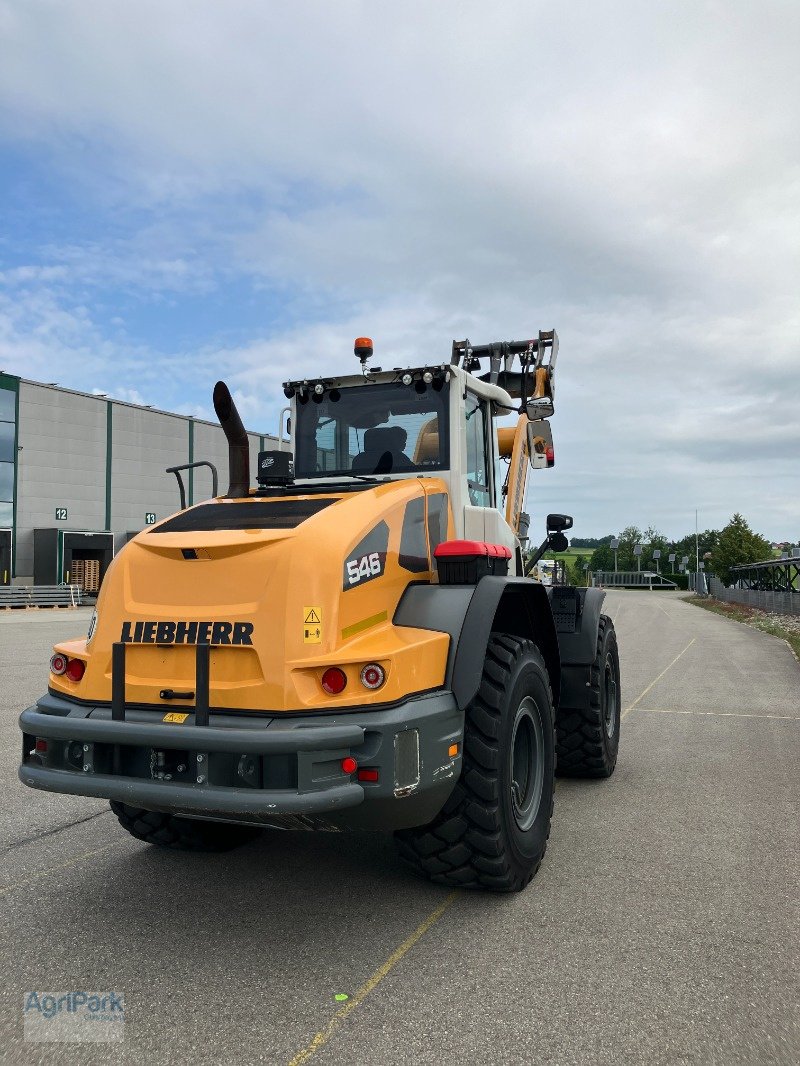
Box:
[33,529,115,593]
[0,529,11,586]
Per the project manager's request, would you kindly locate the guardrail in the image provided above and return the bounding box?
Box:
[0,585,83,609]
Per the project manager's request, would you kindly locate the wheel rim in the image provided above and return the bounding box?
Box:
[509,696,545,832]
[604,654,618,738]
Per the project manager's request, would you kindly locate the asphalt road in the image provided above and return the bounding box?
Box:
[1,592,798,1065]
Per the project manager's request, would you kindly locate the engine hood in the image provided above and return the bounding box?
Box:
[49,480,453,713]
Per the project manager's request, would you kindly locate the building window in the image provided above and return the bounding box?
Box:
[0,384,15,529]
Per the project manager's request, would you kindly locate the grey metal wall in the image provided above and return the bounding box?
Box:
[111,404,189,542]
[13,380,274,583]
[708,576,799,616]
[16,383,106,580]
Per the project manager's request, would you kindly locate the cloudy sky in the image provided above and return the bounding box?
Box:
[0,1,797,540]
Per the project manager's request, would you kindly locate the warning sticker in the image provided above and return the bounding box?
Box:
[303,606,323,644]
[162,712,189,724]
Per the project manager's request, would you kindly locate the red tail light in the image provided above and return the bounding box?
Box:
[321,667,347,695]
[65,658,86,683]
[341,756,358,774]
[546,446,555,467]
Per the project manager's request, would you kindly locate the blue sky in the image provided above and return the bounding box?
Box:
[0,1,798,539]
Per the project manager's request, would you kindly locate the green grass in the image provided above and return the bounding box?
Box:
[540,547,588,562]
[684,596,800,661]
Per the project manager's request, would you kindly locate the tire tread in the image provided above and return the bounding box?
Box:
[109,801,260,852]
[555,614,620,778]
[396,635,554,892]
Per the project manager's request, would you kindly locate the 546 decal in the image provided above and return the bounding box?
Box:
[346,552,383,585]
[342,521,390,591]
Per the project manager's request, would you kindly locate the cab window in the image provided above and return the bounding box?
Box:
[294,380,450,478]
[465,393,492,505]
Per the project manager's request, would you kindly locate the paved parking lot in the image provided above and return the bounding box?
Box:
[1,592,798,1064]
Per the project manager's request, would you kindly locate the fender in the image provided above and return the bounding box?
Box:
[394,577,560,711]
[550,586,606,665]
[549,585,607,714]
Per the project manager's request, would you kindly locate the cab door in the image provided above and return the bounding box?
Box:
[461,392,516,563]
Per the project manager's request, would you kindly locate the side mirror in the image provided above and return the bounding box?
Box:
[548,531,569,553]
[526,419,553,470]
[526,397,554,421]
[525,513,573,575]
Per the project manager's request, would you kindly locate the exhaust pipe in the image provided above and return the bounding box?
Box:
[213,381,250,498]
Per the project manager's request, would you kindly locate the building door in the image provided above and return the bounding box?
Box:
[0,529,11,586]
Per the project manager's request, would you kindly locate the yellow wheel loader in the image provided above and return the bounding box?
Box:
[19,332,620,892]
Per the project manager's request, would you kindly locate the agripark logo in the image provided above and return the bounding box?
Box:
[23,991,125,1043]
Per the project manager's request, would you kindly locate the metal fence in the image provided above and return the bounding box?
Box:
[592,571,678,590]
[0,585,83,609]
[708,575,799,616]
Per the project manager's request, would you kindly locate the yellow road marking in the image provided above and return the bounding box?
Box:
[288,891,459,1065]
[0,841,122,898]
[621,638,695,719]
[651,598,676,620]
[638,707,800,721]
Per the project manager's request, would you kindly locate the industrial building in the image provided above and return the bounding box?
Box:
[0,371,275,591]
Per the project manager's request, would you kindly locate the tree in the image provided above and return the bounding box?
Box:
[642,526,670,572]
[672,528,720,569]
[569,535,615,549]
[589,543,614,572]
[616,526,643,571]
[712,514,772,585]
[568,553,588,585]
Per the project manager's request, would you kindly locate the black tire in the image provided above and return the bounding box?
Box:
[395,635,555,892]
[556,614,620,778]
[109,801,261,852]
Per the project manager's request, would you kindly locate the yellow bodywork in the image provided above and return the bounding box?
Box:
[50,479,454,713]
[503,415,531,536]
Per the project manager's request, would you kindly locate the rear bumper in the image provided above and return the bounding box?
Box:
[19,691,463,831]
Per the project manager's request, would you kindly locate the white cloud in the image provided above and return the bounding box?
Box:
[0,0,797,539]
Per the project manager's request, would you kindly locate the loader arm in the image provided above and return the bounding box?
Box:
[501,415,532,536]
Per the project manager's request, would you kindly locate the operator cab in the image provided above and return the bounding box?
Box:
[284,332,558,576]
[291,375,451,479]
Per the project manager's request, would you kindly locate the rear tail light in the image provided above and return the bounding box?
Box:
[50,653,68,675]
[341,756,358,774]
[360,663,385,690]
[357,767,379,783]
[321,667,347,695]
[65,658,86,683]
[35,739,48,753]
[546,446,555,467]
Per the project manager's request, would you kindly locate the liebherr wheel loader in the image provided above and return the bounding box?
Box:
[19,332,621,892]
